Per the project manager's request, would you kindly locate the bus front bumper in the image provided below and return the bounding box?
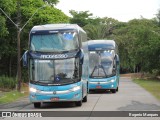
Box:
[29,87,82,103]
[89,78,118,90]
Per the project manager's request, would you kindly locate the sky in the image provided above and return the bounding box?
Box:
[56,0,160,22]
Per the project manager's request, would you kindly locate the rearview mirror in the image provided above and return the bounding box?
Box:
[115,54,119,65]
[22,50,28,67]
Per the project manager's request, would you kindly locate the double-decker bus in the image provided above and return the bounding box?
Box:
[88,40,120,93]
[23,24,89,108]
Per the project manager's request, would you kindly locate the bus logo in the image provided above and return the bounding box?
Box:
[53,91,56,95]
[40,54,68,59]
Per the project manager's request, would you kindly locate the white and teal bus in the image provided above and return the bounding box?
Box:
[88,40,120,93]
[23,24,89,108]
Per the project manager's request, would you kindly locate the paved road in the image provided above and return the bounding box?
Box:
[0,77,160,119]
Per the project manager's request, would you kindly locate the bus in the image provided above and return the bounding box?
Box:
[88,40,120,93]
[22,24,89,108]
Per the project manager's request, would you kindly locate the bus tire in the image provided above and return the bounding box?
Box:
[82,95,87,102]
[75,100,82,106]
[111,89,116,93]
[75,89,82,106]
[87,83,89,93]
[34,102,41,108]
[116,87,119,92]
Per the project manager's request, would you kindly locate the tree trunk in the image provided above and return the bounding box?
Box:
[9,56,12,77]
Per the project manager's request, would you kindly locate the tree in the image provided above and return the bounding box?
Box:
[69,10,93,27]
[0,0,16,37]
[84,24,108,39]
[113,18,160,74]
[0,0,17,76]
[83,17,119,40]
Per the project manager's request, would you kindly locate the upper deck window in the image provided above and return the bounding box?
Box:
[30,31,79,52]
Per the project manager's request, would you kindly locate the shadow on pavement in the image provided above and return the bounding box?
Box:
[118,100,160,111]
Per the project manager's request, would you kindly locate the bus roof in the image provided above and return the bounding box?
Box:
[30,24,86,33]
[88,40,116,50]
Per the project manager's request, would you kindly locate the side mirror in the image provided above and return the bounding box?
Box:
[22,50,28,67]
[80,56,84,65]
[79,49,84,65]
[115,54,120,65]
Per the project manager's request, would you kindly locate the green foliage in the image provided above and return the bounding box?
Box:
[21,0,69,26]
[69,10,93,27]
[0,75,17,90]
[84,24,108,39]
[0,0,16,37]
[0,16,8,37]
[83,17,119,40]
[113,18,160,74]
[0,0,16,15]
[22,68,28,83]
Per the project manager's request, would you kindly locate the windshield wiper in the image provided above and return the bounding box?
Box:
[90,65,108,78]
[100,65,107,77]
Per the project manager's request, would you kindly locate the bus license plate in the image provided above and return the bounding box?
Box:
[50,97,59,101]
[96,85,102,89]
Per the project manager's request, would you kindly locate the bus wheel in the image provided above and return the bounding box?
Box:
[116,87,119,92]
[75,100,82,106]
[111,89,116,93]
[82,95,87,102]
[34,102,41,108]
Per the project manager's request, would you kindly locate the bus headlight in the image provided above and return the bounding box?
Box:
[71,86,81,92]
[110,79,115,83]
[29,87,37,93]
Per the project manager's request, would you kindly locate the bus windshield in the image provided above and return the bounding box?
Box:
[30,31,79,52]
[30,58,79,85]
[89,50,116,78]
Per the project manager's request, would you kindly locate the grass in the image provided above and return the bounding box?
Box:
[133,79,160,101]
[0,75,17,90]
[0,85,29,104]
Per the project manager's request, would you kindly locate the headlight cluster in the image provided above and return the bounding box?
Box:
[70,86,81,92]
[29,87,37,93]
[110,79,115,83]
[29,86,81,93]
